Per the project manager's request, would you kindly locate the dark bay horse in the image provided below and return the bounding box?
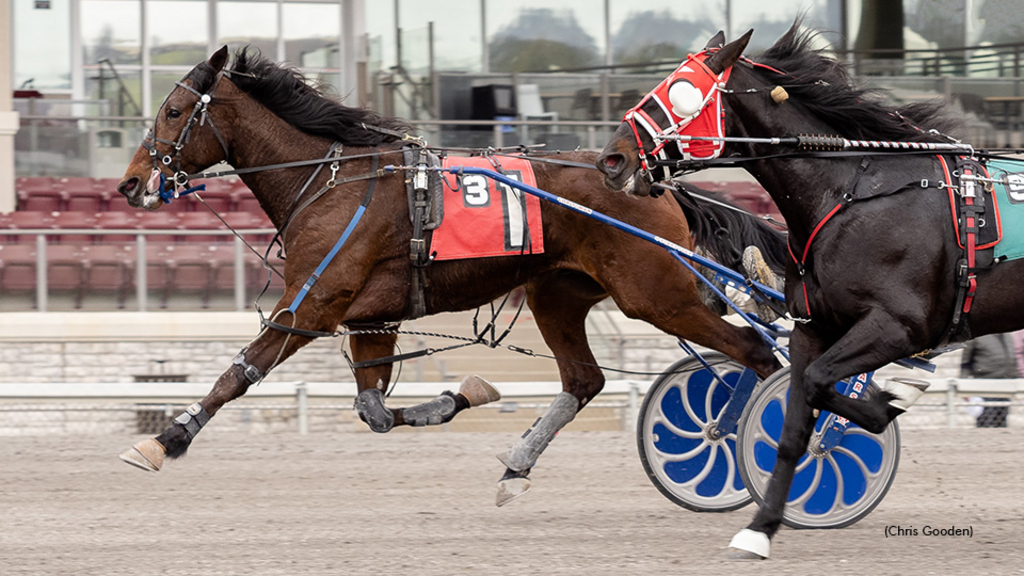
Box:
[597,26,1024,558]
[115,47,784,505]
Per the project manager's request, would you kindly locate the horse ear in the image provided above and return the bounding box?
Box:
[704,30,726,50]
[706,29,752,74]
[208,46,229,72]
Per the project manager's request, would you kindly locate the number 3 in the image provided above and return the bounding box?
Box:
[463,174,490,207]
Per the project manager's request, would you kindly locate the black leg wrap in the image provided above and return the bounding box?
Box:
[400,391,461,427]
[174,402,211,441]
[354,388,395,433]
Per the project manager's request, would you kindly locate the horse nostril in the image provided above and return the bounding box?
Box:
[604,155,622,169]
[118,177,139,196]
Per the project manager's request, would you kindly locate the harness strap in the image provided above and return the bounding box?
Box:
[786,158,871,320]
[940,155,985,342]
[285,158,381,315]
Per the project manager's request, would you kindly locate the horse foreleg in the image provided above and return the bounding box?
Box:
[349,332,501,433]
[119,318,317,472]
[728,333,822,560]
[802,310,926,433]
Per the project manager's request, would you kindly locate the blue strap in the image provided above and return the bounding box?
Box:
[158,173,206,203]
[287,204,366,314]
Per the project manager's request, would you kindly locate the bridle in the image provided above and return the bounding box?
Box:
[622,49,734,185]
[141,70,232,197]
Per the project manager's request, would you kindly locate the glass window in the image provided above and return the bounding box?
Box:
[13,0,72,90]
[149,1,210,66]
[609,0,727,66]
[486,0,605,72]
[365,0,395,72]
[85,70,142,116]
[283,3,341,67]
[729,0,837,53]
[398,0,483,73]
[217,1,279,58]
[82,0,142,65]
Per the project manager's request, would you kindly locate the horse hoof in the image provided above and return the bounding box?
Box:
[460,374,501,407]
[496,477,531,507]
[883,377,930,411]
[727,548,768,561]
[119,438,166,472]
[726,529,770,560]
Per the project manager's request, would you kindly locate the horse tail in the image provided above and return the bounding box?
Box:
[667,183,788,275]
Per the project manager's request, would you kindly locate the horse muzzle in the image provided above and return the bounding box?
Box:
[117,169,167,211]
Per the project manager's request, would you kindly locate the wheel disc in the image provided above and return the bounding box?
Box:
[736,367,901,529]
[637,353,754,512]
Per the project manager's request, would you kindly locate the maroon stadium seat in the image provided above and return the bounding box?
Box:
[136,211,182,244]
[144,243,175,308]
[66,189,112,212]
[162,244,218,307]
[79,244,136,308]
[176,211,225,243]
[93,211,140,243]
[17,189,65,212]
[51,211,99,244]
[0,243,37,291]
[45,244,87,307]
[6,211,57,244]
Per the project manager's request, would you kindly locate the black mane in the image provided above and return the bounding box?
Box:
[189,48,414,146]
[752,25,960,141]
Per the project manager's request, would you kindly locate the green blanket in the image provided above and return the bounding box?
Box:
[986,159,1024,261]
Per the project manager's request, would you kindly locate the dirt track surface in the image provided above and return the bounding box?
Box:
[1,429,1022,575]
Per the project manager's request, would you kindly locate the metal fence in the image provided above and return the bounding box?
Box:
[1,378,1019,437]
[0,228,278,312]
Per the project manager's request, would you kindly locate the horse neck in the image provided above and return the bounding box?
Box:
[721,67,865,242]
[227,97,336,229]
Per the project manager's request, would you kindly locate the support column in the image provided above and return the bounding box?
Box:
[1,0,19,213]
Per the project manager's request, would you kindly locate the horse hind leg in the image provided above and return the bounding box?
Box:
[495,275,604,507]
[355,374,502,432]
[349,333,501,433]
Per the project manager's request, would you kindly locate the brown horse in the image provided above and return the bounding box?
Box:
[115,47,782,505]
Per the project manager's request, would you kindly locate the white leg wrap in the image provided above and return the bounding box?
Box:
[882,377,930,411]
[727,529,771,559]
[498,392,579,472]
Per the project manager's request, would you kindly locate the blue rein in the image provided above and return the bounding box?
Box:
[158,172,206,203]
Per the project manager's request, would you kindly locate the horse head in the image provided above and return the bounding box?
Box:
[117,46,234,210]
[595,31,751,196]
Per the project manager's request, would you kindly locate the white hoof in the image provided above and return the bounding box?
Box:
[119,438,166,472]
[727,529,770,560]
[883,377,930,411]
[460,375,501,407]
[496,477,531,507]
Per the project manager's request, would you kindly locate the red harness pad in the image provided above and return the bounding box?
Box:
[431,156,544,261]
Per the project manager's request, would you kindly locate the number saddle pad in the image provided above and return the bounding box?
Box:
[985,159,1024,262]
[430,156,545,261]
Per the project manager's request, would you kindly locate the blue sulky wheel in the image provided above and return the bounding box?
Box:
[735,367,901,529]
[636,353,754,512]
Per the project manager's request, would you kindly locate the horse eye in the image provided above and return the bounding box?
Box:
[166,108,182,120]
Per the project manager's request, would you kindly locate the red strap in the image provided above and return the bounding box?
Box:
[788,201,845,319]
[963,166,977,314]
